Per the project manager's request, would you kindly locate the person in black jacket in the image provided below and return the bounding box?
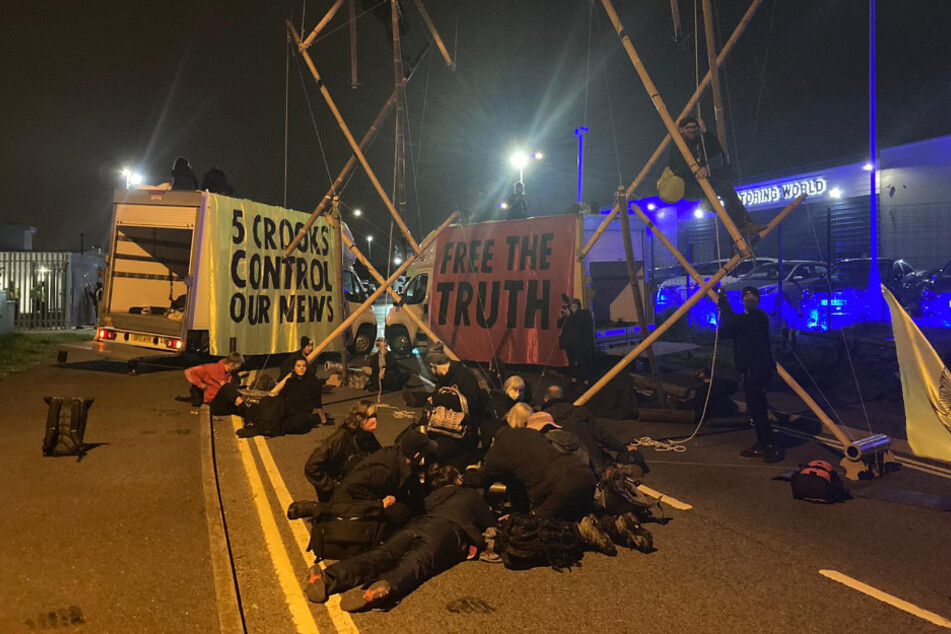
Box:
[367,338,410,393]
[542,384,630,476]
[418,344,488,468]
[666,117,756,232]
[484,374,532,444]
[304,400,382,502]
[280,336,318,379]
[558,299,596,384]
[170,157,200,191]
[305,464,496,612]
[718,286,784,463]
[270,358,328,431]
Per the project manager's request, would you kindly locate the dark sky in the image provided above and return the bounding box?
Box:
[2,1,949,262]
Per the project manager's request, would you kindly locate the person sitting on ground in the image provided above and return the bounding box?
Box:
[485,374,533,444]
[660,117,758,234]
[304,464,497,612]
[304,400,383,502]
[289,431,438,560]
[688,366,739,422]
[280,336,317,379]
[170,156,200,191]
[182,352,247,416]
[414,344,488,469]
[463,404,616,555]
[266,358,329,432]
[367,338,410,393]
[542,384,634,476]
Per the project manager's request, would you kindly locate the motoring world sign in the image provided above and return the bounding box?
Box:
[737,177,827,208]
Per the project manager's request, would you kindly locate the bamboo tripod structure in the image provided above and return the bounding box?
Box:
[576,0,858,462]
[701,0,729,154]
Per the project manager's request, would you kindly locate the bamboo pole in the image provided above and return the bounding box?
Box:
[287,21,421,256]
[669,0,683,42]
[284,50,429,257]
[411,0,456,69]
[620,195,853,447]
[335,217,461,362]
[306,211,458,365]
[616,188,667,408]
[391,0,407,225]
[580,0,762,259]
[702,0,729,153]
[349,0,358,89]
[331,197,348,384]
[300,0,347,51]
[599,0,749,256]
[575,253,744,407]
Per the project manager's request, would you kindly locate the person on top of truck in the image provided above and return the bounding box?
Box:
[170,157,200,191]
[182,352,248,416]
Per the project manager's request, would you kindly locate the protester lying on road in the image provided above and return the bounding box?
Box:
[304,464,497,612]
[462,406,616,555]
[304,400,382,502]
[288,431,437,561]
[181,352,247,416]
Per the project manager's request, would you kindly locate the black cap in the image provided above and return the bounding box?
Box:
[741,286,760,298]
[399,430,438,458]
[301,336,313,348]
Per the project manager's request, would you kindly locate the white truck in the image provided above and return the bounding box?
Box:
[59,189,378,365]
[384,212,652,360]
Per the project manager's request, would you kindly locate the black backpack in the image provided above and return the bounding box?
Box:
[595,471,663,521]
[42,397,93,457]
[495,513,585,572]
[247,396,285,436]
[790,460,849,504]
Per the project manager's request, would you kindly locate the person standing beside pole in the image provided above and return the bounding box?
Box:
[718,286,784,463]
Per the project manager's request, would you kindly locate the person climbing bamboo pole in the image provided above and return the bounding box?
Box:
[580,0,762,259]
[598,0,749,255]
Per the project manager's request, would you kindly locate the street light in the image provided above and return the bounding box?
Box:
[353,208,362,217]
[509,150,542,184]
[121,167,143,189]
[366,235,373,259]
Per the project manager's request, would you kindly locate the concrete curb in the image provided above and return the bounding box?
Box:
[199,406,247,633]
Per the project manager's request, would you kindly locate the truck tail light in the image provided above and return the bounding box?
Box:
[97,328,117,341]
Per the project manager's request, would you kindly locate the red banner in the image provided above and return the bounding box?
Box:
[428,215,577,365]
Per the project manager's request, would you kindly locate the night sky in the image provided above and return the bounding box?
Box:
[2,1,949,265]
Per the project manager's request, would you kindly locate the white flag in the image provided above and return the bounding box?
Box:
[884,285,951,462]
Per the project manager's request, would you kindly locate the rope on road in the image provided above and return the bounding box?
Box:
[631,436,688,453]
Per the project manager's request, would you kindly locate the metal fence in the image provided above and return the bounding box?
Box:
[0,251,75,330]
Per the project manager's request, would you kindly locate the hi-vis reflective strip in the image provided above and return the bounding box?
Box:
[819,570,951,629]
[636,484,692,510]
[231,416,320,633]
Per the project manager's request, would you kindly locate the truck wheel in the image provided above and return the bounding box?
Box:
[350,324,376,356]
[388,328,413,357]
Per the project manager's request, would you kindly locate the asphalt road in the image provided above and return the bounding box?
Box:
[2,353,950,633]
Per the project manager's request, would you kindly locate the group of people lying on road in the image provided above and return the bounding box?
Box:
[285,343,658,613]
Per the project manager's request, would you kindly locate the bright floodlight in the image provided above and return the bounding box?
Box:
[499,202,509,209]
[694,208,704,218]
[647,203,657,211]
[128,172,143,185]
[829,187,843,199]
[510,152,529,170]
[862,162,875,171]
[354,208,362,217]
[121,168,132,177]
[394,256,402,265]
[531,152,544,160]
[366,235,373,242]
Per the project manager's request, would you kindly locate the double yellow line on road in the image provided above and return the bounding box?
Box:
[229,369,359,633]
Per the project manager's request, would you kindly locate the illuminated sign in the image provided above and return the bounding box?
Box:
[738,177,827,207]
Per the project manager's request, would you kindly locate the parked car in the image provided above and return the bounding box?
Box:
[797,258,922,331]
[918,259,951,326]
[718,260,828,318]
[655,258,775,313]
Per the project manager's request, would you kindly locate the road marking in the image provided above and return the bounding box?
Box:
[636,484,693,510]
[231,416,321,634]
[253,435,359,634]
[819,569,951,630]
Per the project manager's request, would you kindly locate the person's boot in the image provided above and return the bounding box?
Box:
[287,500,320,520]
[235,425,259,439]
[340,580,393,612]
[303,565,328,603]
[615,513,655,553]
[577,514,617,556]
[740,443,768,457]
[762,445,785,464]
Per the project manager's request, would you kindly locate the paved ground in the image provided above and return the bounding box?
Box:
[2,349,950,633]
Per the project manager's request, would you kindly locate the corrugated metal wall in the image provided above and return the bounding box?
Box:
[880,201,951,271]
